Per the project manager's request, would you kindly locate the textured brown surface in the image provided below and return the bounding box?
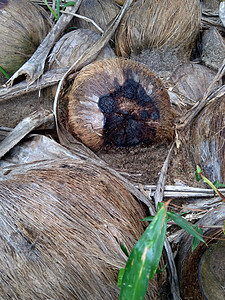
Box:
[67,58,175,151]
[0,159,162,299]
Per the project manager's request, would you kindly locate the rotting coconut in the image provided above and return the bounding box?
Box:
[0,158,164,300]
[0,0,52,75]
[115,0,201,76]
[190,94,225,183]
[66,57,175,151]
[72,0,120,33]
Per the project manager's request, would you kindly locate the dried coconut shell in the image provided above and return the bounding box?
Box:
[115,0,201,58]
[66,57,175,151]
[72,0,120,33]
[0,158,162,299]
[190,94,225,183]
[0,0,52,75]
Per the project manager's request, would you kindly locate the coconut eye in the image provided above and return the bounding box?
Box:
[67,58,174,151]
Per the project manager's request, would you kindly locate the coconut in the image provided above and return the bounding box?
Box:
[72,0,120,33]
[115,0,201,60]
[190,94,225,183]
[170,63,221,104]
[0,158,162,299]
[0,0,52,75]
[66,57,175,151]
[177,205,225,299]
[48,28,115,70]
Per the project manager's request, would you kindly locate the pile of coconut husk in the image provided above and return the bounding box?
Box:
[0,0,225,299]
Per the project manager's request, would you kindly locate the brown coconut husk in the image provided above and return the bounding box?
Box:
[0,0,52,75]
[190,94,225,183]
[66,57,175,151]
[72,0,120,33]
[115,0,201,58]
[46,28,116,99]
[0,158,163,299]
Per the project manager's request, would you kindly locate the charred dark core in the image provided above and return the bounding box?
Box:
[0,0,8,9]
[98,78,160,147]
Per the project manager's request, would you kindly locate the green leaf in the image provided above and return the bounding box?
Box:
[63,1,76,9]
[156,264,167,274]
[118,268,125,287]
[168,211,205,245]
[43,0,58,20]
[0,66,10,79]
[141,216,154,222]
[119,204,168,300]
[120,242,129,257]
[195,165,202,181]
[192,225,203,251]
[213,180,225,188]
[56,0,61,20]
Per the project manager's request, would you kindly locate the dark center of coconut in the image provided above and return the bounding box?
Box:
[98,78,160,147]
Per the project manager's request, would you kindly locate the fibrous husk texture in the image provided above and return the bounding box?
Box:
[191,94,225,183]
[0,159,160,299]
[170,63,220,103]
[73,0,120,33]
[115,0,201,57]
[67,57,175,151]
[48,28,115,70]
[0,0,51,74]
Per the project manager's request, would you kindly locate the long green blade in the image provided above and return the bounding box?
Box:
[168,211,205,244]
[119,205,168,300]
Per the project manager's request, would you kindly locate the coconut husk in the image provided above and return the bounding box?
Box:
[72,0,120,33]
[48,29,115,70]
[46,28,115,99]
[115,0,201,58]
[201,27,225,71]
[201,0,221,10]
[0,0,52,75]
[190,93,225,183]
[66,57,175,151]
[177,205,225,299]
[170,63,222,104]
[0,158,163,299]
